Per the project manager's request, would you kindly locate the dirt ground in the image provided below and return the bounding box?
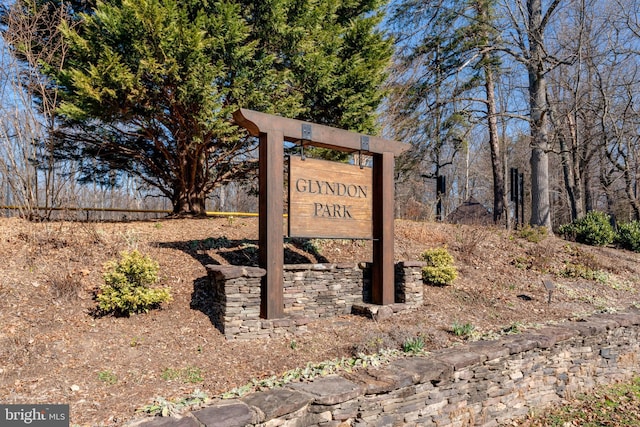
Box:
[1,216,639,426]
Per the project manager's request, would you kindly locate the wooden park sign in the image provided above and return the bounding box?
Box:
[233,109,409,319]
[289,156,372,239]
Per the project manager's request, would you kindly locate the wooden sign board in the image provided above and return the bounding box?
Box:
[288,156,372,239]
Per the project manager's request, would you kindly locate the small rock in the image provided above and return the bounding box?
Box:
[70,385,80,392]
[373,306,393,321]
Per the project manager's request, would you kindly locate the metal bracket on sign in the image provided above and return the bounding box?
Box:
[302,124,312,140]
[300,124,312,160]
[359,136,370,169]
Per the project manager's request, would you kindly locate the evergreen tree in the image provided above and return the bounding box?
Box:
[3,0,392,215]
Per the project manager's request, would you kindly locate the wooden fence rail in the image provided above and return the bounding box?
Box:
[0,205,259,217]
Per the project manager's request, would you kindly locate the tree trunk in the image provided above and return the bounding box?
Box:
[624,167,640,220]
[527,0,552,230]
[528,120,552,228]
[558,115,584,221]
[584,167,594,212]
[172,191,207,216]
[484,60,505,225]
[622,139,640,220]
[171,147,208,216]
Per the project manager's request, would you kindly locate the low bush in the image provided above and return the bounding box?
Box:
[558,211,615,247]
[616,220,640,252]
[420,247,458,286]
[97,250,171,316]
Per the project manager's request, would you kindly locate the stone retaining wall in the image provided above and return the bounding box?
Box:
[206,262,426,339]
[136,310,640,427]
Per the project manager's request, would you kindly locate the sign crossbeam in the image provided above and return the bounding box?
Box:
[233,109,409,319]
[234,109,407,156]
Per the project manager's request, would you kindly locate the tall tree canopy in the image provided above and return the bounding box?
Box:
[388,0,506,223]
[388,0,565,229]
[3,0,392,215]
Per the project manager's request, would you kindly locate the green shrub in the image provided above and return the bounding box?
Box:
[616,221,640,252]
[97,250,171,316]
[558,211,615,246]
[420,247,458,286]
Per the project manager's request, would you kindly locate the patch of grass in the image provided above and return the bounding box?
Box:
[401,336,425,354]
[606,277,635,291]
[160,367,180,381]
[451,321,475,338]
[98,370,117,385]
[161,366,204,384]
[183,367,204,383]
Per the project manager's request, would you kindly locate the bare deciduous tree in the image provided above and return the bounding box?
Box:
[0,1,72,218]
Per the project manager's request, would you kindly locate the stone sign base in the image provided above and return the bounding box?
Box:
[206,261,426,340]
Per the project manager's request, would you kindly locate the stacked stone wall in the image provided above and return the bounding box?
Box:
[136,311,640,427]
[206,262,426,339]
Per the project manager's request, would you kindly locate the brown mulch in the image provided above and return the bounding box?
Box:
[1,217,640,426]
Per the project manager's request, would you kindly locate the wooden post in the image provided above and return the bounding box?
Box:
[258,131,284,319]
[372,152,395,305]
